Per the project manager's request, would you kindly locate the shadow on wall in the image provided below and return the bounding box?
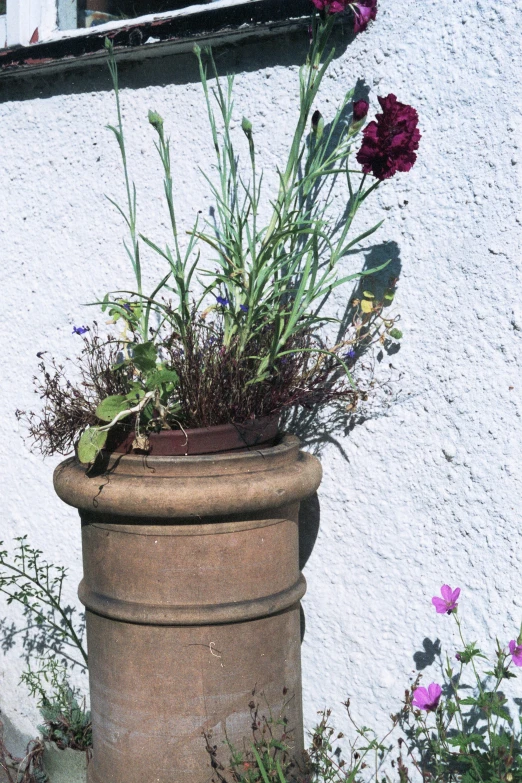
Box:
[0,23,354,104]
[413,637,442,670]
[0,711,32,760]
[283,242,403,459]
[298,492,321,642]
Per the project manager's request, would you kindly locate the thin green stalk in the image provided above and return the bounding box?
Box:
[105,39,146,340]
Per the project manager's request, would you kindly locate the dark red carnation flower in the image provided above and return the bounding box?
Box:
[356,94,421,180]
[351,0,377,33]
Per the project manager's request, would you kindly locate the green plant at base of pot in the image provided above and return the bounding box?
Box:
[0,537,91,767]
[19,0,419,465]
[205,695,298,782]
[21,658,91,752]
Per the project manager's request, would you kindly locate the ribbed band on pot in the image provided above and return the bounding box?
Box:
[79,573,307,625]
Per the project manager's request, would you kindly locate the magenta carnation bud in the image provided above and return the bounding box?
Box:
[356,93,421,180]
[432,585,460,615]
[311,0,351,14]
[412,683,442,712]
[509,640,522,667]
[352,100,369,123]
[350,0,377,33]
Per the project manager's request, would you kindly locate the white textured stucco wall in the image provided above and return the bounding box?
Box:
[1,0,522,756]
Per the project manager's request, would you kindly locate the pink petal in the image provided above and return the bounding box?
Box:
[428,683,442,701]
[451,587,461,603]
[440,584,453,601]
[432,597,448,613]
[412,687,428,708]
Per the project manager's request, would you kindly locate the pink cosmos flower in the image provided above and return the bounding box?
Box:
[412,683,442,712]
[509,640,522,667]
[352,100,369,123]
[432,585,461,615]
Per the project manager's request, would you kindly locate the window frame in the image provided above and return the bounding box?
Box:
[0,0,311,77]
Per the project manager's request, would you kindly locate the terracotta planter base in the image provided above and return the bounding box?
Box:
[86,608,302,783]
[54,435,322,783]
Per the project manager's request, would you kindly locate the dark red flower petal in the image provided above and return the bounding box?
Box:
[356,94,421,180]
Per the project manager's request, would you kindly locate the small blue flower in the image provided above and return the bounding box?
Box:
[72,325,90,335]
[345,349,356,360]
[216,296,229,307]
[240,304,249,313]
[123,303,132,313]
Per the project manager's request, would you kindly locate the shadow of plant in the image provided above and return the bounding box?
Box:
[0,537,87,673]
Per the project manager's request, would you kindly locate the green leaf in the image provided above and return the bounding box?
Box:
[362,291,375,299]
[95,395,132,423]
[144,368,179,391]
[251,747,271,783]
[447,733,485,748]
[276,759,287,783]
[132,341,157,374]
[389,328,403,340]
[77,428,108,464]
[126,384,146,402]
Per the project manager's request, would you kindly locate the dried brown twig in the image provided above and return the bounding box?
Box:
[0,719,46,783]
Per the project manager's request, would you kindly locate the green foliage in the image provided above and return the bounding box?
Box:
[26,23,407,462]
[87,20,403,458]
[395,612,522,783]
[388,328,403,340]
[0,538,90,755]
[211,604,522,783]
[21,658,92,751]
[77,426,108,464]
[95,394,132,422]
[131,341,158,374]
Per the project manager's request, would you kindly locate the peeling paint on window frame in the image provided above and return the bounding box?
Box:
[0,0,311,79]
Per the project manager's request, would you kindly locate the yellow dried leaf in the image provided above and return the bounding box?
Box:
[361,300,373,313]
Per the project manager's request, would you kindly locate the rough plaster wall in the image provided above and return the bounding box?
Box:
[1,0,522,754]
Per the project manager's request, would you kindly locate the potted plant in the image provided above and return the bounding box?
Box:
[22,660,91,783]
[18,0,420,779]
[0,538,91,783]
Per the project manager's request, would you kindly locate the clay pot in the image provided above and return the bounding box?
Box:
[107,415,279,456]
[54,433,321,783]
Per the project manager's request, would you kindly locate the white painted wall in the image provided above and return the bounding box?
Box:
[1,0,521,757]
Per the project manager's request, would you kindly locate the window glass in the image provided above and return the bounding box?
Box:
[58,0,216,30]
